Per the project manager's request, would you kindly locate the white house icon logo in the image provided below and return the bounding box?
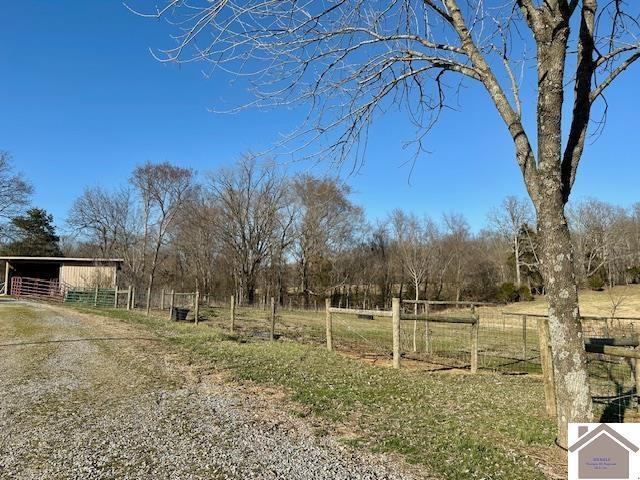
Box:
[569,424,639,479]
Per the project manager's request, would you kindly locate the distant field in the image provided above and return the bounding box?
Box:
[499,284,640,317]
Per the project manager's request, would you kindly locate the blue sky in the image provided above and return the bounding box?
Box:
[1,1,638,233]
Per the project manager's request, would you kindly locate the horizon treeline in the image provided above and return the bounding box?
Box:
[55,156,640,307]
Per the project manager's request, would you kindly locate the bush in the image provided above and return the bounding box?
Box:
[497,282,519,303]
[517,286,533,301]
[497,283,533,303]
[627,266,640,284]
[588,275,605,291]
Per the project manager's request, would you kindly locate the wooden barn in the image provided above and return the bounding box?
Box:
[1,256,123,295]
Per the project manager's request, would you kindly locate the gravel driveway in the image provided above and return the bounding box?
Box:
[0,301,419,480]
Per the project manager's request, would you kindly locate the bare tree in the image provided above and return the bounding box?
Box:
[172,188,222,293]
[442,213,471,303]
[133,0,640,445]
[368,222,395,309]
[569,199,630,287]
[209,155,288,304]
[478,229,510,285]
[292,174,361,306]
[0,151,32,226]
[391,209,432,351]
[489,196,534,287]
[67,186,145,285]
[67,186,130,257]
[131,162,194,292]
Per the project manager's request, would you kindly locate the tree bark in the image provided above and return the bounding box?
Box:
[537,202,593,447]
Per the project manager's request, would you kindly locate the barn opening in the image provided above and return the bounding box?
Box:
[1,257,123,295]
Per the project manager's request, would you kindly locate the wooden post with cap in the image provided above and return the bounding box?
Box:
[470,306,479,374]
[392,298,401,369]
[325,298,333,351]
[270,297,276,340]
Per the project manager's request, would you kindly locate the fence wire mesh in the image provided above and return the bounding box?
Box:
[581,317,639,403]
[64,287,117,308]
[48,286,640,420]
[399,310,473,370]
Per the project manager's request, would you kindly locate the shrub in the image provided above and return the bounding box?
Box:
[627,266,640,284]
[588,275,605,291]
[497,283,534,303]
[517,286,533,301]
[497,282,519,303]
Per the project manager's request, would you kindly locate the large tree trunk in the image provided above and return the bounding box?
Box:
[537,199,593,448]
[532,21,593,448]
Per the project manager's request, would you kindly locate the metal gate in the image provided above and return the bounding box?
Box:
[10,276,64,302]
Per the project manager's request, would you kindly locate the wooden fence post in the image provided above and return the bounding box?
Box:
[114,285,118,308]
[230,294,236,333]
[636,346,640,406]
[160,289,165,310]
[470,307,479,374]
[325,298,333,351]
[131,286,136,309]
[169,290,175,320]
[425,301,431,353]
[146,286,151,316]
[94,286,99,307]
[270,296,276,341]
[392,297,401,369]
[537,317,557,417]
[194,291,200,325]
[127,286,132,310]
[522,315,528,367]
[413,301,418,353]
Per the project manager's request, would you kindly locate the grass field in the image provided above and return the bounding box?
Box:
[72,304,562,479]
[500,284,640,317]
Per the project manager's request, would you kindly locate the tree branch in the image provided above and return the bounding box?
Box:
[561,0,596,203]
[591,51,640,102]
[516,0,542,32]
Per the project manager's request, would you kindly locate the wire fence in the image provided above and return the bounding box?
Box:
[55,287,640,390]
[48,285,640,419]
[65,287,118,308]
[581,316,640,405]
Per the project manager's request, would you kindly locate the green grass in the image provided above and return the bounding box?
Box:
[0,303,43,338]
[72,305,558,479]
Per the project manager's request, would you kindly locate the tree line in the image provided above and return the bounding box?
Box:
[53,155,640,309]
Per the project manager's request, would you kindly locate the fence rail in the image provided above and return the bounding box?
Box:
[11,277,64,302]
[327,306,392,317]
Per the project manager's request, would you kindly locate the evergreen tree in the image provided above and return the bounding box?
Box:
[4,208,62,256]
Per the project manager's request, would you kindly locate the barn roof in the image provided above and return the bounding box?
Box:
[0,256,123,264]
